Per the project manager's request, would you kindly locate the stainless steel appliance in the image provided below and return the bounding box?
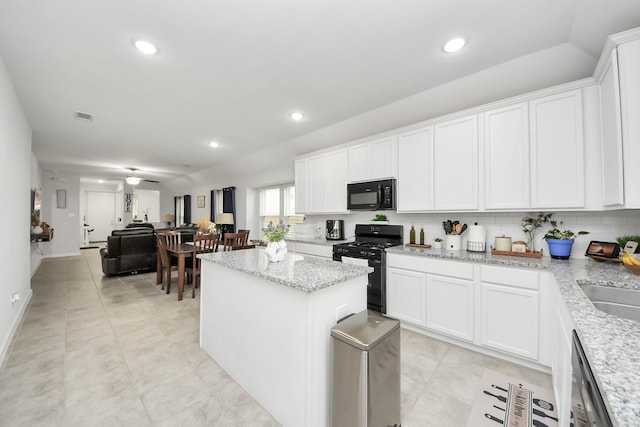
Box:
[331,310,401,427]
[347,179,395,211]
[571,330,613,426]
[333,224,403,313]
[326,220,345,240]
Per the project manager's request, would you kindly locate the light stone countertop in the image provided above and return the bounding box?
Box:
[386,245,640,426]
[199,248,371,293]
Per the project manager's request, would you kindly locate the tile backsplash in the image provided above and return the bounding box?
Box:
[302,210,640,258]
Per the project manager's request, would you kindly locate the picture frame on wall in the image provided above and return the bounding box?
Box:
[56,189,66,209]
[197,195,205,208]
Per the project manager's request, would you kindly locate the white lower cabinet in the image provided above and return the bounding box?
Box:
[425,274,474,342]
[387,267,426,326]
[387,254,546,365]
[479,283,539,360]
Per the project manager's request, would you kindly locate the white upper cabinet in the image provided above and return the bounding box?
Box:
[325,149,349,213]
[348,136,397,183]
[397,126,433,212]
[529,90,585,209]
[483,103,530,209]
[433,115,479,210]
[599,49,625,207]
[307,154,327,213]
[297,148,348,214]
[618,38,640,208]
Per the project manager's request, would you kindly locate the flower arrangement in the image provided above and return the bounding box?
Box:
[262,221,290,242]
[521,213,553,252]
[196,215,215,234]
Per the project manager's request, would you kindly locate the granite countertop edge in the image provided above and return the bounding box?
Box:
[199,249,372,293]
[386,246,640,425]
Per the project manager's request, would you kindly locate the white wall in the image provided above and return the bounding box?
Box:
[0,52,33,366]
[40,171,81,258]
[133,189,159,222]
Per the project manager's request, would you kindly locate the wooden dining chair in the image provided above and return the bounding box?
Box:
[156,234,179,294]
[222,232,244,251]
[238,229,250,246]
[163,230,181,245]
[185,233,219,298]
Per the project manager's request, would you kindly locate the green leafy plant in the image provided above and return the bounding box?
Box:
[543,219,589,240]
[616,235,640,253]
[372,214,388,221]
[262,221,290,242]
[434,237,443,242]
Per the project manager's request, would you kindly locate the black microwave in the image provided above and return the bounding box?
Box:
[347,179,395,211]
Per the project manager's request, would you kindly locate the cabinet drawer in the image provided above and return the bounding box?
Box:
[293,243,332,259]
[480,265,538,290]
[387,254,473,279]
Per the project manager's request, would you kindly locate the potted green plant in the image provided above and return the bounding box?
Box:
[433,237,443,249]
[370,214,389,224]
[543,219,589,260]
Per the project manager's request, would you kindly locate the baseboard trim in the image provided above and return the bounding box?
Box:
[0,289,33,372]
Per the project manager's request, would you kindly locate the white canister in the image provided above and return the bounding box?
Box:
[495,236,512,252]
[445,234,462,251]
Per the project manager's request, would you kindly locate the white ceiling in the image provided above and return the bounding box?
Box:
[1,1,640,185]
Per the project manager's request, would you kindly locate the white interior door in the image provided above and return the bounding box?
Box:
[87,191,116,242]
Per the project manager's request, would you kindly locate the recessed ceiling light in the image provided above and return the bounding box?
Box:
[208,141,220,148]
[98,180,104,184]
[134,40,158,55]
[290,111,304,121]
[443,37,466,53]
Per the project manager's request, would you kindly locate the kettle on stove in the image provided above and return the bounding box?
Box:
[326,220,345,240]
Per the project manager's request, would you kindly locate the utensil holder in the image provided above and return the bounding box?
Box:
[445,235,462,251]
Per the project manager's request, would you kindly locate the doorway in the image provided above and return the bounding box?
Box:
[87,191,116,242]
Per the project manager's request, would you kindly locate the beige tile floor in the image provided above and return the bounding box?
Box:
[0,248,552,426]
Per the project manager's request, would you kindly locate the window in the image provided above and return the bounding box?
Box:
[259,184,305,238]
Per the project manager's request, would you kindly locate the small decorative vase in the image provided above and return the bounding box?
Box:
[433,241,442,249]
[32,226,43,234]
[264,240,287,262]
[546,239,574,260]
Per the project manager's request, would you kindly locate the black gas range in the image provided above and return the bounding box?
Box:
[333,224,403,313]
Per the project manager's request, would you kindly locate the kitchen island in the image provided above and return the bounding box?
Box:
[198,248,372,427]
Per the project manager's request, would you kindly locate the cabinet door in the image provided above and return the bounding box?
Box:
[370,136,397,180]
[325,149,348,213]
[599,50,625,207]
[294,159,308,214]
[397,126,433,211]
[307,154,327,213]
[619,38,640,208]
[484,103,530,209]
[425,274,474,342]
[530,90,585,208]
[434,115,479,210]
[348,143,370,183]
[480,283,539,360]
[387,268,426,326]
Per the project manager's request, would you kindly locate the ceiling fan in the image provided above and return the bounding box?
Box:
[109,168,159,185]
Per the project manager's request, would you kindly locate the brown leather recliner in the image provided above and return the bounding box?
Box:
[100,228,158,276]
